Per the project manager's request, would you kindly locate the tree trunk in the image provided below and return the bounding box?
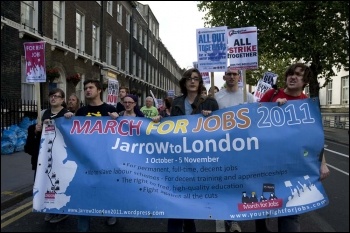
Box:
[309,63,320,98]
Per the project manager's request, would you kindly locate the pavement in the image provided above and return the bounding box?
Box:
[1,128,349,211]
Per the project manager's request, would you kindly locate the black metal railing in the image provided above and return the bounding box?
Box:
[1,98,52,131]
[322,113,349,130]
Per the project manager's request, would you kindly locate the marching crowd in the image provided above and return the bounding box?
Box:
[25,63,330,232]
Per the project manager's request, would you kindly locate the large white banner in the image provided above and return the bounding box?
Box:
[228,27,258,70]
[196,26,228,72]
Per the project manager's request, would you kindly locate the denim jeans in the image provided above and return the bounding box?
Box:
[255,215,300,232]
[77,216,90,232]
[167,219,196,232]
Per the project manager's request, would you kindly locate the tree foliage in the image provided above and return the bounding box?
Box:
[198,1,349,97]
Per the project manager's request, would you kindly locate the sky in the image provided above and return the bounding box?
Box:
[139,1,225,90]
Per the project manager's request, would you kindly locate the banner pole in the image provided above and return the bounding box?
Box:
[210,72,215,96]
[242,69,247,103]
[35,83,42,124]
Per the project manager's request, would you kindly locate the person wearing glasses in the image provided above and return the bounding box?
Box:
[119,94,145,117]
[64,79,119,231]
[25,88,70,224]
[214,67,255,232]
[168,68,219,232]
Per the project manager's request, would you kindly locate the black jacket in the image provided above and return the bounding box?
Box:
[24,108,68,170]
[171,95,219,116]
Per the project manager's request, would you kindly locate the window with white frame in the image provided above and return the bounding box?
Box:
[138,57,142,77]
[53,1,65,42]
[152,67,155,84]
[155,69,158,86]
[21,1,38,33]
[106,33,112,65]
[148,64,150,82]
[126,13,130,32]
[125,48,129,73]
[76,74,85,105]
[342,75,349,104]
[92,24,100,59]
[116,41,121,69]
[107,1,113,15]
[143,33,147,49]
[143,61,146,80]
[21,56,35,102]
[133,21,137,39]
[326,80,332,105]
[117,3,122,25]
[132,53,136,75]
[76,11,85,52]
[139,27,143,44]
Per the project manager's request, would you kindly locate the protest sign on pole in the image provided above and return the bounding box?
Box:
[24,41,47,123]
[196,26,228,72]
[106,79,119,106]
[193,61,210,85]
[253,71,278,102]
[227,27,258,103]
[227,26,258,70]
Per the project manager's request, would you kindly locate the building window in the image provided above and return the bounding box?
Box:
[116,41,121,69]
[107,1,113,15]
[138,57,142,77]
[125,48,129,73]
[139,27,143,44]
[53,1,65,42]
[92,24,100,60]
[21,1,38,33]
[117,3,122,25]
[143,33,147,49]
[342,75,349,104]
[143,61,146,80]
[21,56,34,102]
[76,74,85,105]
[133,53,136,75]
[126,13,130,32]
[326,80,332,105]
[76,11,85,52]
[106,33,112,65]
[133,21,137,39]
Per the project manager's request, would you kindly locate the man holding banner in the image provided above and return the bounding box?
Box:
[215,67,255,232]
[255,63,330,232]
